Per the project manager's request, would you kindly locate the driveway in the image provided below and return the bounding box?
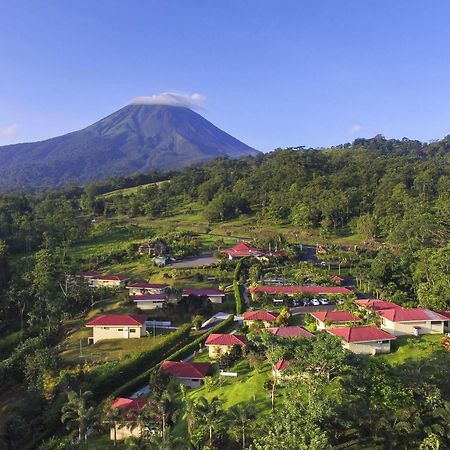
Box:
[169,252,218,269]
[290,304,336,315]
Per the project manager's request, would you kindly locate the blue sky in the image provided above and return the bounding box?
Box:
[1,1,450,151]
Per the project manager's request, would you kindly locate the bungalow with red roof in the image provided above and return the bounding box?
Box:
[266,326,314,338]
[86,314,147,344]
[127,282,169,296]
[205,333,247,359]
[181,289,226,304]
[327,326,396,355]
[329,274,345,285]
[272,358,294,378]
[220,242,265,260]
[378,308,449,336]
[74,271,102,287]
[133,294,167,310]
[248,285,353,301]
[310,310,362,330]
[243,310,280,328]
[160,361,210,389]
[356,299,402,311]
[110,397,156,441]
[90,275,130,289]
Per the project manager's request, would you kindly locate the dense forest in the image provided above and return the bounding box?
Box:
[1,134,450,448]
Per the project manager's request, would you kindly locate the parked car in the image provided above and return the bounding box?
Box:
[319,297,330,305]
[292,300,301,307]
[310,298,321,306]
[319,261,327,267]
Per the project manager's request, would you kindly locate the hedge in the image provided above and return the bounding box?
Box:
[112,314,235,398]
[234,259,245,315]
[89,323,191,399]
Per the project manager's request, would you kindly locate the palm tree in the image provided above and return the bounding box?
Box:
[102,399,125,448]
[227,403,256,449]
[192,396,223,447]
[129,404,157,444]
[147,427,185,450]
[61,390,96,446]
[153,390,180,440]
[181,396,196,437]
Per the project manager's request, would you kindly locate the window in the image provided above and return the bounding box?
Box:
[129,329,136,333]
[103,327,109,330]
[117,329,123,331]
[377,340,389,344]
[431,321,442,325]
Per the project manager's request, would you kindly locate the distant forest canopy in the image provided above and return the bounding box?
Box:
[1,134,450,310]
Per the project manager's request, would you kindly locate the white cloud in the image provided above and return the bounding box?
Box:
[348,124,362,134]
[0,123,18,138]
[129,92,206,110]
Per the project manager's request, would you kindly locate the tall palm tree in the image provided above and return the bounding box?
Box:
[153,390,180,440]
[102,400,125,448]
[181,397,196,437]
[61,390,96,446]
[227,403,256,449]
[192,396,223,447]
[147,427,185,450]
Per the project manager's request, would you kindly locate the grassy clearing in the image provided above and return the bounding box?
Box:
[98,181,170,199]
[380,334,444,365]
[187,359,272,411]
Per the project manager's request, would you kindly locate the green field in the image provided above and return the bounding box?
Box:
[380,334,444,365]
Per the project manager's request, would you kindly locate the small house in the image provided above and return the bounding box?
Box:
[133,294,167,310]
[110,398,157,441]
[355,299,402,311]
[90,275,129,289]
[243,310,280,328]
[205,333,247,359]
[160,361,210,389]
[248,285,353,301]
[86,314,147,344]
[74,271,102,287]
[310,311,362,331]
[266,326,314,338]
[127,283,169,296]
[181,289,226,304]
[326,326,396,355]
[378,308,449,336]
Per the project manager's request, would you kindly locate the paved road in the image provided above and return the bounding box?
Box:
[169,252,219,269]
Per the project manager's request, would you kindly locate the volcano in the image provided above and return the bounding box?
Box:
[0,104,259,191]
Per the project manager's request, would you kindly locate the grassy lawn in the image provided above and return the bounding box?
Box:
[380,334,444,365]
[187,359,272,411]
[89,434,125,449]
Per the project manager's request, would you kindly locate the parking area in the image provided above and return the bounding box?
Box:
[169,252,219,268]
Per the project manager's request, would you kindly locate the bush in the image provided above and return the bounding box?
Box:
[234,259,245,315]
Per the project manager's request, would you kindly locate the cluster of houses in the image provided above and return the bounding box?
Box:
[102,292,450,442]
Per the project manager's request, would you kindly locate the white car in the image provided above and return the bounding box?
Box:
[310,298,321,306]
[319,297,330,305]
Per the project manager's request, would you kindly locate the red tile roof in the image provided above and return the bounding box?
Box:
[327,326,396,343]
[86,314,147,327]
[243,310,280,322]
[441,311,450,319]
[310,310,362,323]
[220,242,265,257]
[205,333,247,346]
[378,308,449,322]
[248,285,353,295]
[93,275,130,281]
[111,398,154,420]
[356,299,402,311]
[267,326,314,338]
[329,275,345,283]
[182,289,225,297]
[128,283,168,289]
[160,361,210,379]
[133,294,166,301]
[274,358,291,371]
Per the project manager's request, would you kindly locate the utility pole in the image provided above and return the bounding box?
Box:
[79,339,83,358]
